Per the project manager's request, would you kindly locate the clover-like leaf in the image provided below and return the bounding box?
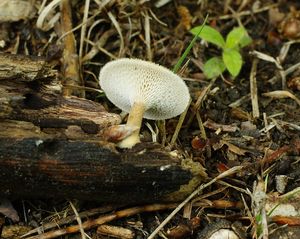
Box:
[191,25,225,48]
[203,57,226,79]
[225,27,252,49]
[222,49,242,77]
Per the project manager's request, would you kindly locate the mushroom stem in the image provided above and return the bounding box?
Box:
[118,102,146,148]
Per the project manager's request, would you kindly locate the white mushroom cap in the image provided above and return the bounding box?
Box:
[99,58,190,120]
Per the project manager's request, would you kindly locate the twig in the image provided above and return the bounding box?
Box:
[196,111,207,140]
[144,10,152,61]
[250,50,283,70]
[21,205,117,238]
[268,61,300,84]
[83,35,117,62]
[250,58,260,118]
[227,5,243,27]
[25,204,178,239]
[79,0,90,61]
[170,98,192,147]
[60,0,83,97]
[216,4,278,20]
[147,166,244,239]
[229,93,251,108]
[69,201,87,239]
[186,77,217,128]
[263,113,270,139]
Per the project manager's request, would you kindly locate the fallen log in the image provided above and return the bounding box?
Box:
[0,53,207,203]
[0,120,206,203]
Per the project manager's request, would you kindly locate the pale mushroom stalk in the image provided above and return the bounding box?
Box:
[118,102,145,148]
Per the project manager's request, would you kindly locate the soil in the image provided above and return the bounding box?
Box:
[0,0,299,239]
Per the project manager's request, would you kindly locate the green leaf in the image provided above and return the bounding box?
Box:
[225,27,252,49]
[222,49,242,77]
[203,57,226,79]
[190,25,225,48]
[173,15,209,73]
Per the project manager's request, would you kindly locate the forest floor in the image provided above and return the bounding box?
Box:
[0,0,300,239]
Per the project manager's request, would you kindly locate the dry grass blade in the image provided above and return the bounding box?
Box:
[36,0,61,30]
[251,50,283,70]
[250,58,260,118]
[79,0,90,61]
[269,61,300,84]
[186,77,217,128]
[107,11,124,57]
[263,90,300,107]
[170,98,192,147]
[216,3,278,20]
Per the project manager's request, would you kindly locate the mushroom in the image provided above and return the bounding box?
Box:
[99,58,190,148]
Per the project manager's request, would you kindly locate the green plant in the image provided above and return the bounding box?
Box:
[190,25,252,79]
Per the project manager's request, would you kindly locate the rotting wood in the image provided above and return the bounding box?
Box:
[0,53,207,203]
[0,53,56,81]
[0,123,206,203]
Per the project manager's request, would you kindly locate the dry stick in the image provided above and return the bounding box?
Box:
[144,10,152,61]
[217,180,251,196]
[79,0,90,61]
[216,3,278,20]
[57,2,110,44]
[84,36,117,61]
[69,201,87,239]
[196,111,207,140]
[170,98,192,147]
[147,166,244,239]
[26,204,178,239]
[268,61,300,84]
[83,30,116,62]
[60,0,83,97]
[227,5,243,27]
[186,77,217,128]
[21,205,117,238]
[250,58,260,119]
[263,112,271,139]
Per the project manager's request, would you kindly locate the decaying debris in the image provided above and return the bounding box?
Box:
[0,53,207,203]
